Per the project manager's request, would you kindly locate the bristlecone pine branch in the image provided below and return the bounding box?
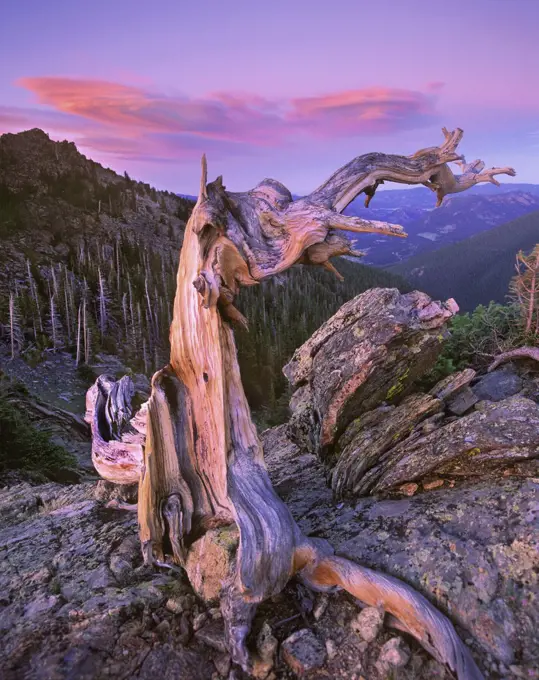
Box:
[87,128,516,680]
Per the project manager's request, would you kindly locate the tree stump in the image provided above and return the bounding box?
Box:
[88,128,516,679]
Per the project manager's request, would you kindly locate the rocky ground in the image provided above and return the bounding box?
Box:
[0,479,459,680]
[1,449,537,680]
[1,288,538,680]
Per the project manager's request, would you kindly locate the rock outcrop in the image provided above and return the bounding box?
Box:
[2,287,538,680]
[284,288,458,458]
[283,289,539,499]
[267,287,539,678]
[262,426,539,679]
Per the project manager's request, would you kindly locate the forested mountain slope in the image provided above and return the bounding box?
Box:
[390,210,539,311]
[0,129,409,420]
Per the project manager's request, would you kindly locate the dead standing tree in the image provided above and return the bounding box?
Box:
[87,129,516,680]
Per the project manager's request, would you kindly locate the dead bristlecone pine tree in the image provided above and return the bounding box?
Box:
[86,128,517,680]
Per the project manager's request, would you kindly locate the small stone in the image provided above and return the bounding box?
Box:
[166,593,195,614]
[377,637,410,670]
[85,565,114,590]
[110,555,132,582]
[399,482,419,497]
[430,369,476,401]
[313,594,329,621]
[178,613,191,645]
[166,597,184,614]
[193,612,208,631]
[350,607,384,642]
[213,652,231,676]
[195,619,227,653]
[473,370,522,403]
[325,639,337,659]
[281,629,326,675]
[257,622,278,662]
[155,619,170,638]
[209,607,222,619]
[423,479,444,490]
[336,611,347,627]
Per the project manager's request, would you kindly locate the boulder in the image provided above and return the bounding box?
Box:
[185,525,239,604]
[472,369,523,402]
[284,289,457,458]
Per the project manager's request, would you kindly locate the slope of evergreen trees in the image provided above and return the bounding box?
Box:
[2,241,410,423]
[391,210,539,311]
[0,129,413,424]
[236,258,410,425]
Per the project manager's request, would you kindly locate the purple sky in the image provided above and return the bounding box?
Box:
[1,0,538,194]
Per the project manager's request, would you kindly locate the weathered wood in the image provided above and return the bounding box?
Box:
[488,346,539,372]
[85,375,145,484]
[87,128,517,679]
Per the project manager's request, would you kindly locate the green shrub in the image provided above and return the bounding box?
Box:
[76,363,98,387]
[0,396,77,481]
[419,302,528,390]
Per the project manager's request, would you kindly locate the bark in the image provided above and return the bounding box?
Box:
[87,128,516,679]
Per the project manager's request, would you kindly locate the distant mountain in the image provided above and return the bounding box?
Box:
[343,184,539,266]
[0,128,193,272]
[390,210,539,312]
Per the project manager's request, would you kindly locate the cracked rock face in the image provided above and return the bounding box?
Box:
[284,288,456,458]
[0,482,215,680]
[263,426,539,678]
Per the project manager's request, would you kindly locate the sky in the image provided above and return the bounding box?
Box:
[1,0,538,195]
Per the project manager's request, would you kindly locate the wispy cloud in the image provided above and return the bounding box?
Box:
[3,77,441,162]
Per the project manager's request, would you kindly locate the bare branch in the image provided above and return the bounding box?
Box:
[427,158,516,207]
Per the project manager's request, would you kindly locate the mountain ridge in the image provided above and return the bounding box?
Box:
[390,209,539,311]
[343,186,539,266]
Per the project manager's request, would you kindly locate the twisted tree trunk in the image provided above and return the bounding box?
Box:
[88,129,516,679]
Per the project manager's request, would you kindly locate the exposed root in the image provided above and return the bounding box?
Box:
[105,500,138,512]
[488,346,539,372]
[296,547,484,680]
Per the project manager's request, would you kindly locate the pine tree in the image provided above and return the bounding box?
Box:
[97,267,109,340]
[48,293,63,352]
[9,292,24,359]
[76,303,82,366]
[26,259,43,333]
[509,245,539,336]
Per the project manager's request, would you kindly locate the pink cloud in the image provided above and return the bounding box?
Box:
[426,81,445,92]
[9,77,440,162]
